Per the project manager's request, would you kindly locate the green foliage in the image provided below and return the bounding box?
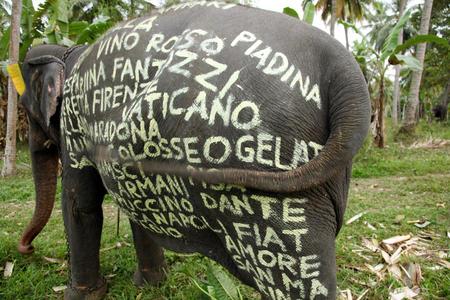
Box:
[2,124,449,298]
[380,8,413,62]
[72,18,113,44]
[0,27,10,59]
[0,0,153,64]
[303,2,315,24]
[337,19,358,32]
[353,121,450,178]
[192,262,243,300]
[393,54,422,71]
[312,0,365,26]
[386,33,448,71]
[283,5,315,25]
[337,172,450,299]
[283,7,299,19]
[393,34,449,54]
[410,0,450,105]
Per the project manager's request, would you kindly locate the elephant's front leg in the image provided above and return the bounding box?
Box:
[62,166,107,300]
[130,220,168,286]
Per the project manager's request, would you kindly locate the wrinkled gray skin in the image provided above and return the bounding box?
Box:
[19,2,370,300]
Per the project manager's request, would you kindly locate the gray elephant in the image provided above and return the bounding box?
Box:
[19,2,370,299]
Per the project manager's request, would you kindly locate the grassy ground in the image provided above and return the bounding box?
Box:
[0,121,449,299]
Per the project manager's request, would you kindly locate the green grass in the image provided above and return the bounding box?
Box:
[1,122,449,299]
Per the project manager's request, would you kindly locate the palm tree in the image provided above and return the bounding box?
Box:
[401,0,434,133]
[1,0,21,177]
[392,0,408,125]
[72,0,153,23]
[314,0,366,46]
[331,0,337,36]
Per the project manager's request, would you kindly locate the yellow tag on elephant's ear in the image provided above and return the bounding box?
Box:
[6,63,26,96]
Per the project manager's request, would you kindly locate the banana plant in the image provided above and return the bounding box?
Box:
[283,2,315,25]
[192,262,243,300]
[354,7,448,148]
[0,0,114,64]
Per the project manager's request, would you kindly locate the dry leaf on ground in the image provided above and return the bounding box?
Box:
[43,256,65,264]
[394,215,405,224]
[346,212,366,225]
[364,221,376,230]
[383,235,411,245]
[362,238,379,252]
[405,263,422,287]
[408,138,449,149]
[389,247,403,265]
[356,289,369,300]
[100,241,129,252]
[389,286,420,300]
[407,220,421,224]
[438,259,450,269]
[338,289,353,300]
[414,221,430,228]
[3,262,14,278]
[52,285,67,293]
[355,228,446,299]
[388,264,402,281]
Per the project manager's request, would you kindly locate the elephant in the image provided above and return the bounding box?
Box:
[18,2,370,299]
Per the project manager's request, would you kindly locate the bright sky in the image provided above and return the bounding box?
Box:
[147,0,354,46]
[32,0,424,50]
[255,0,354,47]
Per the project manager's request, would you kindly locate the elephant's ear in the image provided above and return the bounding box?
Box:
[27,55,65,127]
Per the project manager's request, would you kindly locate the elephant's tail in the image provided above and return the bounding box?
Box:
[104,56,370,193]
[189,66,369,193]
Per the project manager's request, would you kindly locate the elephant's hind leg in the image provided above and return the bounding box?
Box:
[62,166,107,300]
[130,220,168,286]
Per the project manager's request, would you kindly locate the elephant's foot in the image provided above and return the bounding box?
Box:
[133,263,168,287]
[64,277,107,300]
[17,243,34,254]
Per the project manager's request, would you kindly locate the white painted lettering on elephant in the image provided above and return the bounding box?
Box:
[97,31,141,58]
[61,20,333,299]
[112,57,153,82]
[231,30,322,109]
[145,30,226,56]
[68,61,106,96]
[99,127,321,169]
[93,142,329,298]
[158,1,236,14]
[133,16,158,32]
[222,220,325,299]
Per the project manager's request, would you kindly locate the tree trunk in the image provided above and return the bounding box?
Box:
[374,72,385,148]
[439,80,449,119]
[1,0,21,177]
[433,79,449,121]
[344,25,349,50]
[392,0,407,126]
[330,0,337,36]
[130,0,135,17]
[400,0,434,133]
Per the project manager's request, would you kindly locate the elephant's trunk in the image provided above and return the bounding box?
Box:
[18,148,58,254]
